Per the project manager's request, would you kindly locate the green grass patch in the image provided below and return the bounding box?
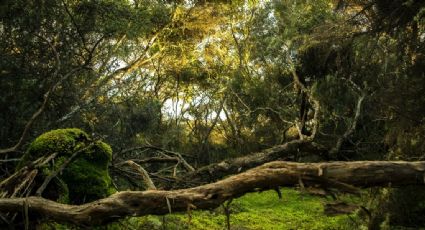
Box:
[108,188,365,230]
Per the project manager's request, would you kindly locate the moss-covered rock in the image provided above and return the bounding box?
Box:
[22,128,116,204]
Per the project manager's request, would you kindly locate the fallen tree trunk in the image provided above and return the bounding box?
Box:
[169,140,328,188]
[1,161,424,226]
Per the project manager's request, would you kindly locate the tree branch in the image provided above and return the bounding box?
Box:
[168,140,327,189]
[0,161,424,226]
[120,145,195,172]
[330,93,366,156]
[0,152,58,199]
[289,68,321,140]
[117,160,157,190]
[123,157,180,164]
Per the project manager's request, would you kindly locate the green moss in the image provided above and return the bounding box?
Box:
[61,156,114,203]
[27,128,89,158]
[84,141,113,166]
[23,128,116,204]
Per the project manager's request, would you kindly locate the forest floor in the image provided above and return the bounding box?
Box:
[105,188,363,230]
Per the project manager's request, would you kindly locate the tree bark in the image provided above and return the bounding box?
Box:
[1,161,424,226]
[169,140,327,188]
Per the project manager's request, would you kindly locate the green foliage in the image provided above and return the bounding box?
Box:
[74,0,170,39]
[0,0,173,151]
[23,128,115,204]
[273,0,335,36]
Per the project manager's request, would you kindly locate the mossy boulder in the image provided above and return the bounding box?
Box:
[22,128,116,204]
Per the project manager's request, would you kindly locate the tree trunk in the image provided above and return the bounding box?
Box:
[169,140,327,189]
[1,161,424,226]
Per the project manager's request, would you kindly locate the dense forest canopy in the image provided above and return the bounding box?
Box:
[0,0,424,229]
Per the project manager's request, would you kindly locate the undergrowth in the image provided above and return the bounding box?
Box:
[105,188,365,230]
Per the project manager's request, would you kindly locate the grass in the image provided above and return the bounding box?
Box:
[108,188,365,230]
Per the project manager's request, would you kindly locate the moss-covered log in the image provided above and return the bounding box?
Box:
[1,161,425,226]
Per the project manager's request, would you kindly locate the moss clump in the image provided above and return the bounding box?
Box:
[23,128,116,204]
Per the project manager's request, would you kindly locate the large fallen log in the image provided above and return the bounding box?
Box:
[1,161,424,226]
[169,140,328,188]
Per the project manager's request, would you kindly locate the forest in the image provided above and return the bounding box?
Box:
[0,0,424,229]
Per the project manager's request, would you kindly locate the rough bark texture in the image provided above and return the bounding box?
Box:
[1,161,424,226]
[170,140,328,188]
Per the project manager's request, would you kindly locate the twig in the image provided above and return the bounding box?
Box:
[24,197,29,230]
[0,212,11,226]
[173,161,181,178]
[0,152,58,199]
[120,146,195,172]
[223,199,233,230]
[0,159,21,163]
[11,170,38,198]
[128,157,179,164]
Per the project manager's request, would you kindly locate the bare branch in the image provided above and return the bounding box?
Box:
[123,157,180,164]
[330,93,366,156]
[118,160,156,190]
[0,159,21,163]
[0,152,58,199]
[120,145,195,172]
